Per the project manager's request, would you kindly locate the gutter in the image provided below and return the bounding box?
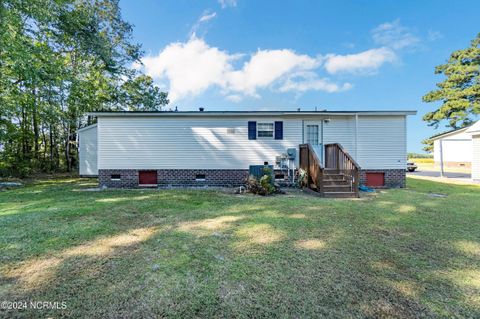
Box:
[88,111,418,117]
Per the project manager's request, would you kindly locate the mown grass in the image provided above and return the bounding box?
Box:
[0,178,479,318]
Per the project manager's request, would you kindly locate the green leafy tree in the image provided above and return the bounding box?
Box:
[423,33,480,129]
[0,0,168,176]
[120,75,169,111]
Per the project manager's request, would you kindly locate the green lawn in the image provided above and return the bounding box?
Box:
[0,178,479,318]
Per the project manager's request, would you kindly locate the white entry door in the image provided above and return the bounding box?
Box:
[304,121,323,163]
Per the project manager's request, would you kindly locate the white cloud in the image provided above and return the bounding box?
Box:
[427,30,443,41]
[190,11,217,36]
[140,19,424,102]
[199,11,217,23]
[218,0,237,8]
[371,19,420,49]
[279,72,352,93]
[324,47,396,75]
[320,20,422,76]
[142,37,346,102]
[226,49,320,96]
[131,61,143,70]
[225,94,242,102]
[142,37,232,101]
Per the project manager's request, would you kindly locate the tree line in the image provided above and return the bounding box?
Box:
[0,0,168,177]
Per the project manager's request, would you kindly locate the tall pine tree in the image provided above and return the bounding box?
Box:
[421,33,479,153]
[423,33,480,129]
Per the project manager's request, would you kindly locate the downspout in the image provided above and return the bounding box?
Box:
[355,114,358,160]
[302,120,304,144]
[321,118,325,164]
[97,118,100,175]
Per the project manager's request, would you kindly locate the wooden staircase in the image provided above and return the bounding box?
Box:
[299,143,360,198]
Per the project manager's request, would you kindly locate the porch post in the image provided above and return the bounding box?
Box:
[439,139,445,177]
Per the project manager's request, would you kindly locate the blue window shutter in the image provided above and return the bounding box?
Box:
[248,121,257,140]
[274,121,283,140]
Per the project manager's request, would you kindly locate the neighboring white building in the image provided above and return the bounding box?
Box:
[466,121,480,182]
[78,110,416,189]
[431,127,472,169]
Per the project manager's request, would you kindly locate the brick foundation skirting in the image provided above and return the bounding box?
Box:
[99,168,405,188]
[99,169,250,188]
[99,169,139,188]
[157,169,249,187]
[359,169,406,188]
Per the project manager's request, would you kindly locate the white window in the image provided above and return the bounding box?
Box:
[306,125,319,145]
[257,123,274,138]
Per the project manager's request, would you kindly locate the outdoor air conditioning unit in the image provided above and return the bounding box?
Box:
[287,148,296,160]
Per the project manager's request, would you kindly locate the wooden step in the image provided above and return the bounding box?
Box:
[323,191,358,198]
[323,185,352,192]
[323,179,350,186]
[323,170,341,175]
[323,174,345,180]
[323,168,338,174]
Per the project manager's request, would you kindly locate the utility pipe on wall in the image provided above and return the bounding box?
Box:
[355,114,358,160]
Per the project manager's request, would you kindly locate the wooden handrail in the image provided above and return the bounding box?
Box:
[299,143,323,169]
[299,143,360,197]
[325,143,361,170]
[299,144,324,195]
[324,143,360,195]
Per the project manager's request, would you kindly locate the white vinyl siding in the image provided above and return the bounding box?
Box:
[472,135,480,181]
[356,116,406,169]
[79,125,98,175]
[323,116,356,155]
[98,117,302,170]
[94,114,408,171]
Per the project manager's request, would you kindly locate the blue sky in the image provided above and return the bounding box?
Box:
[120,0,480,153]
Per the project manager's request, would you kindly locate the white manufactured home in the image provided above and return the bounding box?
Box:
[79,110,416,196]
